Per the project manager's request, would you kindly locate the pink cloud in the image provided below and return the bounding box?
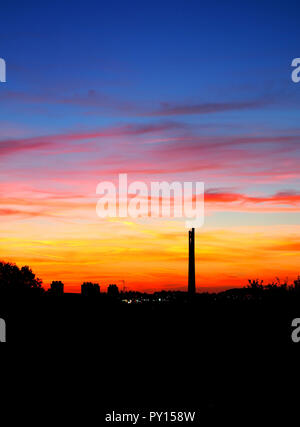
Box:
[0,121,184,157]
[145,99,269,116]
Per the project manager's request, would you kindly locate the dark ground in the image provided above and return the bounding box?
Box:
[0,295,299,424]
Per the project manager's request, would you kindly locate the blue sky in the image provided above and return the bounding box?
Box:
[1,0,300,126]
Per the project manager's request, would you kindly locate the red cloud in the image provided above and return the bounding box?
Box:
[204,189,300,207]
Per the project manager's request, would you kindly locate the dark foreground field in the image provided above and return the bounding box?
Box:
[1,295,299,423]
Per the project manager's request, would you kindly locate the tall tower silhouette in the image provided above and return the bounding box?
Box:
[188,228,196,294]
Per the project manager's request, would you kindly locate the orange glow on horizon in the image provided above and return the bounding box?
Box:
[1,216,300,293]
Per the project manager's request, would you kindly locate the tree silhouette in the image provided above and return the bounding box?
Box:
[247,279,264,290]
[0,261,44,295]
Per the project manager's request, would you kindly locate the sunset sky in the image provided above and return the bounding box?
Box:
[1,0,300,292]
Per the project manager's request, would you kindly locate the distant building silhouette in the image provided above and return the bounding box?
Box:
[188,228,196,294]
[49,281,64,296]
[107,284,119,297]
[81,282,100,296]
